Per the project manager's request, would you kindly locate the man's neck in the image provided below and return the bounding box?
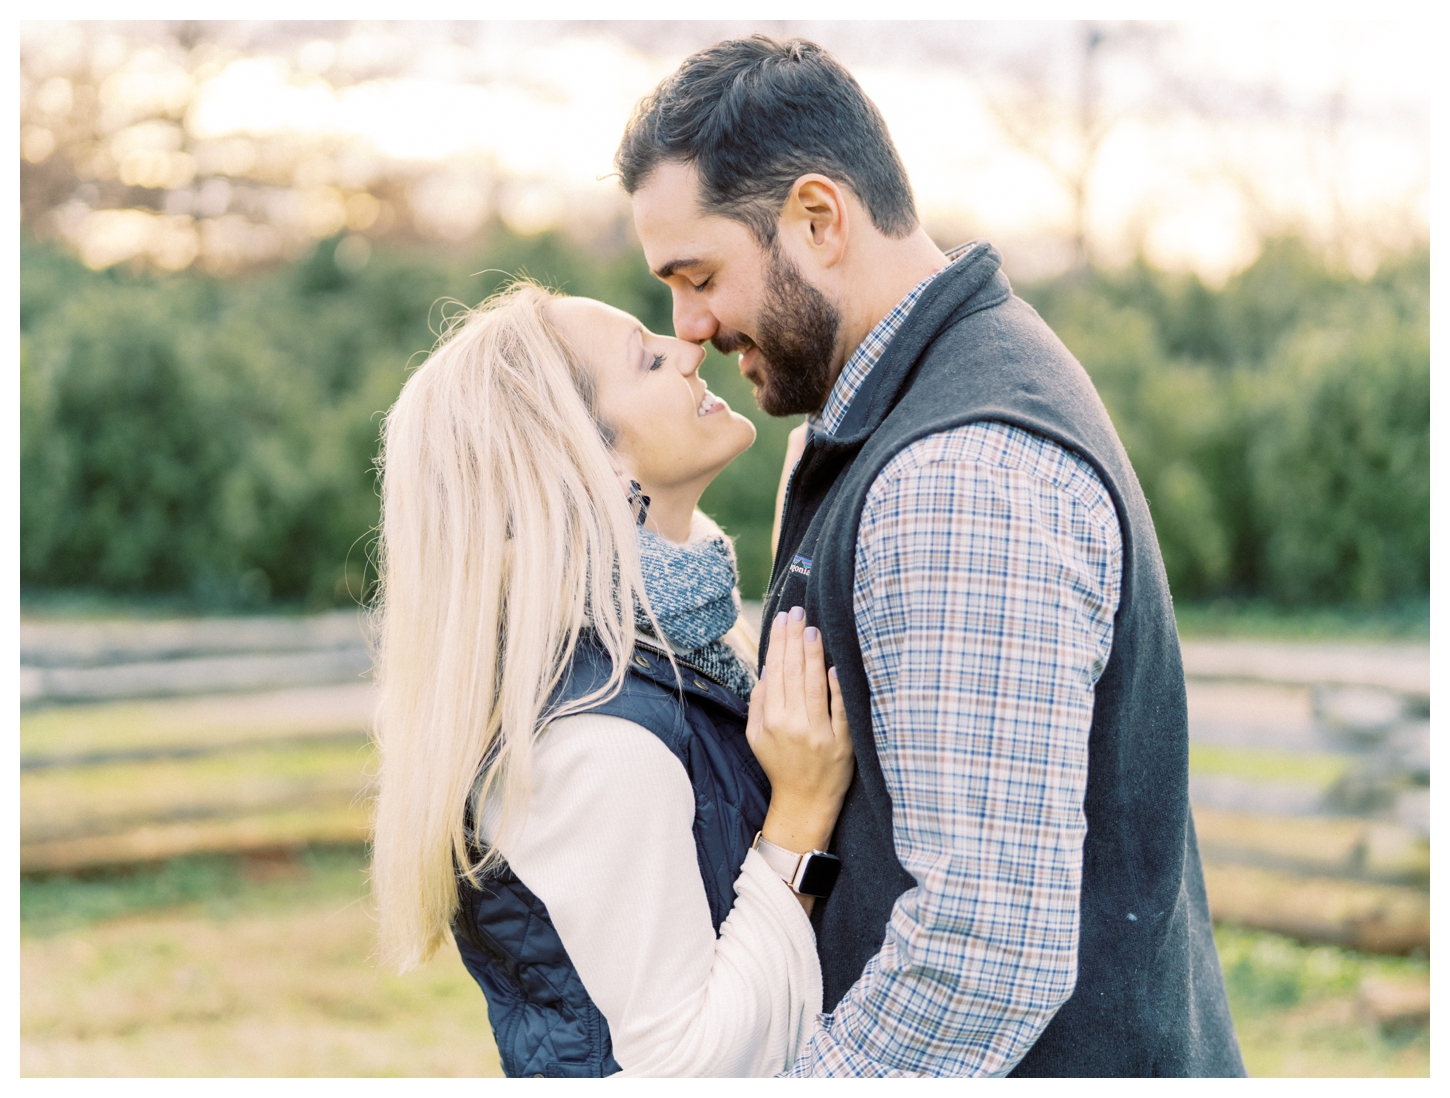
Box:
[829,227,950,387]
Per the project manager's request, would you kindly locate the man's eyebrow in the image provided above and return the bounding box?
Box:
[653,257,703,280]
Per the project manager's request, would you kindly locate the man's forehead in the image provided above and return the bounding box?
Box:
[631,160,739,271]
[632,160,704,222]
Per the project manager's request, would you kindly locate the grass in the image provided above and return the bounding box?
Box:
[21,847,500,1077]
[21,847,370,932]
[1189,744,1350,787]
[1215,925,1429,1077]
[1174,599,1429,642]
[20,848,1429,1077]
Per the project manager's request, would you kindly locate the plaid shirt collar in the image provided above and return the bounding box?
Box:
[810,242,974,438]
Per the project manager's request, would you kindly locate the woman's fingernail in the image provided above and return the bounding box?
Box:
[805,626,819,642]
[774,612,787,628]
[789,605,805,622]
[828,666,838,682]
[759,666,766,681]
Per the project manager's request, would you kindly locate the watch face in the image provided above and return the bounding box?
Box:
[796,853,842,898]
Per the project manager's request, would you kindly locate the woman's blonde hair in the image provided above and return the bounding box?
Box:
[370,281,650,972]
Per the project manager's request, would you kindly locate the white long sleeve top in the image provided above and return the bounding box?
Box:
[478,711,822,1077]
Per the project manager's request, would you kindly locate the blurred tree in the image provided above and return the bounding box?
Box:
[20,230,1427,612]
[1247,263,1430,605]
[972,21,1145,269]
[1021,238,1429,607]
[19,227,798,605]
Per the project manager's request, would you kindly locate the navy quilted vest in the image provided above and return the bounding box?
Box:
[452,635,771,1077]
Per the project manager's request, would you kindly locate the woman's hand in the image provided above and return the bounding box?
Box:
[745,606,854,862]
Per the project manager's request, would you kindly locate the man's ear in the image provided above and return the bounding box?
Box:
[780,174,849,269]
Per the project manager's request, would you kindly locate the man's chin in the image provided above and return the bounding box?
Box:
[743,368,783,414]
[739,354,770,395]
[752,380,809,418]
[745,374,770,410]
[743,350,830,417]
[747,379,772,412]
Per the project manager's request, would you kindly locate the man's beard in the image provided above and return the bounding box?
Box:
[712,245,840,418]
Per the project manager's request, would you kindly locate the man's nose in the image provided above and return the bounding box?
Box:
[671,289,718,346]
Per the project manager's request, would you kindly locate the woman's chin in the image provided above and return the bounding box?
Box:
[694,429,757,493]
[724,415,757,461]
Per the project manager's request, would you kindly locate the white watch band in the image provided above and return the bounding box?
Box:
[752,832,805,890]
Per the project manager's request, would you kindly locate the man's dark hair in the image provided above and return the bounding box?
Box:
[616,35,918,244]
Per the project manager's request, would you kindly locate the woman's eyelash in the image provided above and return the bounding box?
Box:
[649,353,665,371]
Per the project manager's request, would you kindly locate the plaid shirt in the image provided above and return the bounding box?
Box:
[786,250,1124,1077]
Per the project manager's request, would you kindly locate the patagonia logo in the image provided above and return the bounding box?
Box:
[789,554,812,578]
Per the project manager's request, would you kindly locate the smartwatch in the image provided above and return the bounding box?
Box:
[752,832,842,899]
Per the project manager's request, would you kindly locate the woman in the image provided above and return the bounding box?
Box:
[370,281,854,1077]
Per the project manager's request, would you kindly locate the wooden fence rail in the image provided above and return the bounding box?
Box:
[19,611,1429,955]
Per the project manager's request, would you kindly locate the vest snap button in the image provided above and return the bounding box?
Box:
[533,1074,544,1079]
[692,678,709,690]
[633,655,649,668]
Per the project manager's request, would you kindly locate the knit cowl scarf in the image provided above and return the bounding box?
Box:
[635,513,756,700]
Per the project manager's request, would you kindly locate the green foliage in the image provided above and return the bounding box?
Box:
[20,230,748,604]
[1020,238,1429,607]
[1173,599,1428,642]
[20,232,1428,610]
[20,847,367,934]
[1248,290,1429,605]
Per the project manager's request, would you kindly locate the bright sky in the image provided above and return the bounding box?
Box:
[24,17,1433,282]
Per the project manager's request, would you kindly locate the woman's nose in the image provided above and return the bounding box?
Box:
[675,341,706,377]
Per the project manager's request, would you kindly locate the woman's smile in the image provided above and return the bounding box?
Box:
[697,389,727,417]
[545,295,756,540]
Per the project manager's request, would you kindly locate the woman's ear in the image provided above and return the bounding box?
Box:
[782,174,849,268]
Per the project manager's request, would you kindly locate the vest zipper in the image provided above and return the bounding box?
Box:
[765,435,815,605]
[632,635,736,691]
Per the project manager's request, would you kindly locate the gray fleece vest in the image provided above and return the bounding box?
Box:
[760,242,1244,1077]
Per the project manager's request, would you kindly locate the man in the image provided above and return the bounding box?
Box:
[616,36,1245,1077]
